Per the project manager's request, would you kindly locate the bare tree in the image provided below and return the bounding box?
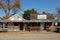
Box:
[0,0,21,16]
[57,8,60,15]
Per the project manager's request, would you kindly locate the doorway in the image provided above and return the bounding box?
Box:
[20,22,24,30]
[40,22,44,30]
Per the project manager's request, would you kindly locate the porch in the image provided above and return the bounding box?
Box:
[0,20,56,32]
[26,22,55,32]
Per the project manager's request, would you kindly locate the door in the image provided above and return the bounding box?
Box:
[20,22,24,30]
[44,22,46,30]
[40,22,44,30]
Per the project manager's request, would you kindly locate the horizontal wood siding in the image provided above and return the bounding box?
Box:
[30,14,54,20]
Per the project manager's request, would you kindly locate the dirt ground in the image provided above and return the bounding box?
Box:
[0,31,60,40]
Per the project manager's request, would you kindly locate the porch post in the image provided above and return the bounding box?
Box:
[23,22,26,31]
[3,23,5,28]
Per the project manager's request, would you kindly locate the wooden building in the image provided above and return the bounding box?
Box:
[0,13,56,32]
[29,13,55,31]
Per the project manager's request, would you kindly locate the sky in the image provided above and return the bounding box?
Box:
[20,0,60,13]
[0,0,60,17]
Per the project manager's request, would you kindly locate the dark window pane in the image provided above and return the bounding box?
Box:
[14,22,19,26]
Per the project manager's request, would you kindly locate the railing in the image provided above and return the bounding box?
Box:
[8,26,20,31]
[29,26,40,31]
[0,28,7,32]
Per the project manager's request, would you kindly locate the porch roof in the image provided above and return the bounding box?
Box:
[0,19,54,22]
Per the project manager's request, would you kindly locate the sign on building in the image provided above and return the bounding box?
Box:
[37,15,47,19]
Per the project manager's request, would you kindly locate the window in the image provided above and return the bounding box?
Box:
[58,22,60,26]
[13,22,19,26]
[37,22,40,26]
[31,22,35,26]
[46,22,52,26]
[30,22,40,26]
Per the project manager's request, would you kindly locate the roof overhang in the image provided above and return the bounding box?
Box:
[0,20,54,22]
